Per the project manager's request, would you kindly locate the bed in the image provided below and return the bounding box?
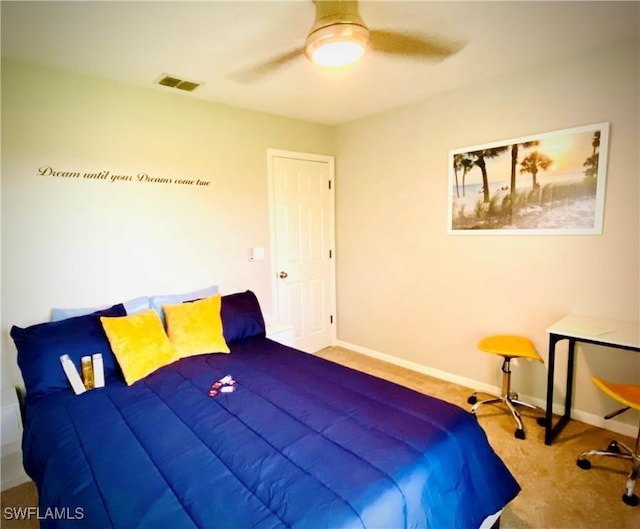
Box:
[11,290,520,529]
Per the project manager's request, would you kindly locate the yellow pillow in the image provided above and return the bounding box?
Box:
[101,309,178,385]
[163,294,230,358]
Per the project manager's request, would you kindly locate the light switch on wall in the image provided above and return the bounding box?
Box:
[248,247,265,261]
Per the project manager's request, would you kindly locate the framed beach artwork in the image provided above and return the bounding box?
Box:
[447,122,609,235]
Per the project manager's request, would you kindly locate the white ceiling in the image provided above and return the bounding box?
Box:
[1,1,638,125]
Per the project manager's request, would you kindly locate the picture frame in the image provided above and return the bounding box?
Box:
[447,122,610,235]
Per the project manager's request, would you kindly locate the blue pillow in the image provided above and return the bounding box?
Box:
[51,296,150,321]
[11,304,127,400]
[220,291,266,345]
[150,285,218,326]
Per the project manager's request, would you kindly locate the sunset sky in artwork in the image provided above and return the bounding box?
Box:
[457,128,601,187]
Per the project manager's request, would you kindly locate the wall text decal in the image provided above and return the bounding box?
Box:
[37,166,210,187]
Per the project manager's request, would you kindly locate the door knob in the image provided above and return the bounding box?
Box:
[279,271,288,279]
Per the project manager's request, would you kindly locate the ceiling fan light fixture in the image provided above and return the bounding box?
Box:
[305,23,370,68]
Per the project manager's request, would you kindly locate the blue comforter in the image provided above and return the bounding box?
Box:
[23,338,519,528]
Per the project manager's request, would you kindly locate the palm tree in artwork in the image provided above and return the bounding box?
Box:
[470,147,509,203]
[509,141,538,196]
[453,153,474,198]
[452,154,462,198]
[460,155,474,197]
[583,130,601,179]
[520,151,553,189]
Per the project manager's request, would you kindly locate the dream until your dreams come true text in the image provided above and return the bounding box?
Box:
[38,166,211,187]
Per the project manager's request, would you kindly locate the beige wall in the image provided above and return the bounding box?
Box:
[334,38,639,429]
[1,59,334,387]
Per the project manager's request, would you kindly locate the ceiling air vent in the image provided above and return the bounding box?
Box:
[156,74,201,92]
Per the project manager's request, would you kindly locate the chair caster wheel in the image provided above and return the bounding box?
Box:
[536,417,548,427]
[467,395,477,405]
[576,458,591,470]
[622,493,639,507]
[515,429,525,440]
[607,441,620,453]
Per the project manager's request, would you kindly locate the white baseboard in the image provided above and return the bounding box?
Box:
[1,450,30,491]
[334,340,637,439]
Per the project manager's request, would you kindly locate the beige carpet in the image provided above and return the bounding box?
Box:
[2,346,639,528]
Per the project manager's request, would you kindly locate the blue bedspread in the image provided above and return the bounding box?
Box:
[22,338,519,528]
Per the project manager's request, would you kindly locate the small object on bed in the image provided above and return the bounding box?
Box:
[218,374,235,385]
[209,374,237,396]
[81,356,94,389]
[92,353,105,388]
[58,354,86,395]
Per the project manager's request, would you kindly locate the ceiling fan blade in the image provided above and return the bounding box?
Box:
[370,29,466,61]
[230,47,304,83]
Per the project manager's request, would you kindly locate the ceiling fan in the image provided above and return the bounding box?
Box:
[233,0,465,81]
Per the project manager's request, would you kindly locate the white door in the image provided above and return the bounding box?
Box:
[268,149,335,353]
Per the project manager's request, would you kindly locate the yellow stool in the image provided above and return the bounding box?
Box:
[468,335,544,440]
[576,377,640,506]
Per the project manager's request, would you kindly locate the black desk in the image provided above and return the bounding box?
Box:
[544,315,640,445]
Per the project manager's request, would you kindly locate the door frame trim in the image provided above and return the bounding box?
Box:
[266,148,336,347]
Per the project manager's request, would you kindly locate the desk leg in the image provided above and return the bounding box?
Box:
[544,335,576,445]
[544,334,558,445]
[564,339,576,418]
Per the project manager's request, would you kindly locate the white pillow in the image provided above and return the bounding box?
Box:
[51,296,150,321]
